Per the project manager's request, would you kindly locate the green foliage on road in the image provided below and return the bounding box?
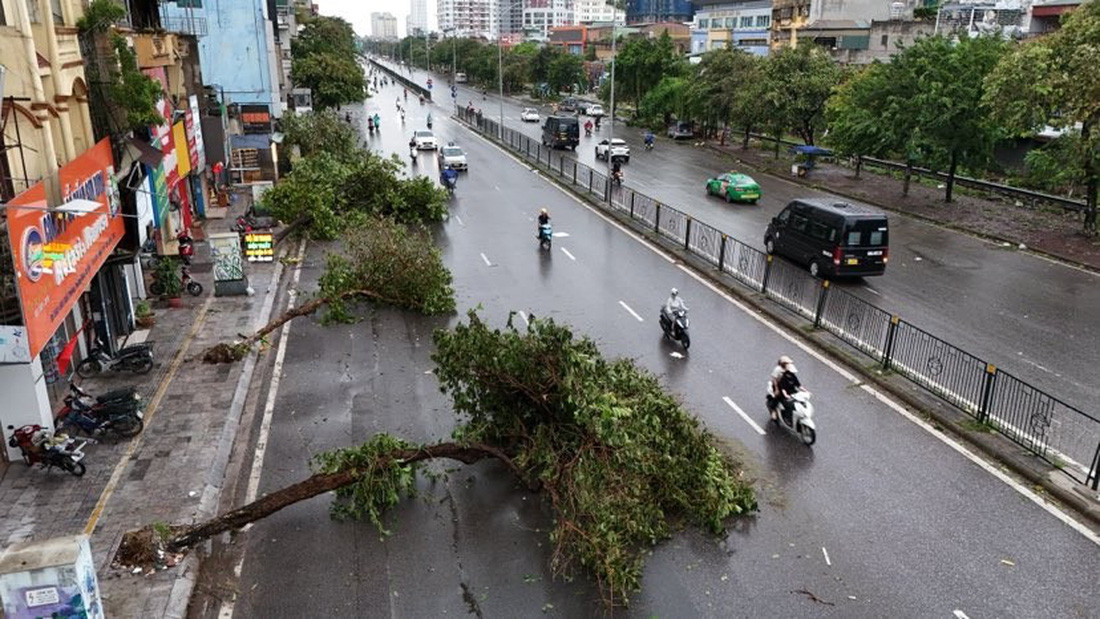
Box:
[319,218,456,322]
[984,1,1100,233]
[291,14,366,109]
[314,313,756,607]
[280,109,360,160]
[262,141,447,239]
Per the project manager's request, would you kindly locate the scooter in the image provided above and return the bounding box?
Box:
[644,141,654,151]
[538,223,553,250]
[7,425,88,477]
[75,339,154,378]
[765,383,817,446]
[149,263,203,297]
[441,173,457,195]
[56,391,144,439]
[658,307,690,350]
[68,383,142,414]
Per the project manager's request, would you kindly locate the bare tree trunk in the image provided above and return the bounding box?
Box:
[1082,120,1097,235]
[274,215,312,244]
[742,125,751,149]
[773,133,781,159]
[854,155,863,179]
[167,442,517,553]
[903,161,913,197]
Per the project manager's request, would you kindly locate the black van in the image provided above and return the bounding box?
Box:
[542,116,579,150]
[764,199,889,278]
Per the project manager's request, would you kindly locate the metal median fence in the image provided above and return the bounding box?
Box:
[455,109,1100,490]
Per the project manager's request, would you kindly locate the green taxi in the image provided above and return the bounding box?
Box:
[705,172,761,204]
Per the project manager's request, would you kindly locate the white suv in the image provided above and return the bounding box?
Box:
[595,138,629,163]
[413,130,437,150]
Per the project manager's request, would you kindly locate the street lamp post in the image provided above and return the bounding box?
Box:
[606,23,618,202]
[497,0,526,139]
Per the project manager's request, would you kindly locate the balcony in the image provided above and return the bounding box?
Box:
[161,16,208,37]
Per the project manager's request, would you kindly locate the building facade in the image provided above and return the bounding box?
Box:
[693,0,772,56]
[438,0,492,38]
[625,0,694,25]
[409,0,429,34]
[797,17,934,63]
[524,0,575,40]
[372,11,400,38]
[573,0,625,24]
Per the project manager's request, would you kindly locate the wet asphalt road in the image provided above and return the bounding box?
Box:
[372,60,1100,421]
[229,79,1100,617]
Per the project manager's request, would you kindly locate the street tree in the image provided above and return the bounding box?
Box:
[639,76,689,127]
[688,48,764,147]
[895,35,1006,202]
[280,110,359,160]
[613,31,686,108]
[826,61,908,179]
[760,45,840,150]
[291,14,366,108]
[984,2,1100,234]
[548,52,587,94]
[171,313,756,608]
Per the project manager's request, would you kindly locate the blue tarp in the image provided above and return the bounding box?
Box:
[230,133,272,149]
[791,145,833,156]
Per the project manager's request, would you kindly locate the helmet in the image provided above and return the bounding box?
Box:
[786,363,798,374]
[670,288,678,297]
[540,208,548,215]
[779,355,793,366]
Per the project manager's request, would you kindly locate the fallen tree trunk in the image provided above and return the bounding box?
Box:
[243,289,403,346]
[167,442,515,552]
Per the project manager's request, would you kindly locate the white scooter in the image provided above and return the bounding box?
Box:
[765,382,816,446]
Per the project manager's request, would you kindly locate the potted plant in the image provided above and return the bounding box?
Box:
[151,257,184,307]
[135,300,156,328]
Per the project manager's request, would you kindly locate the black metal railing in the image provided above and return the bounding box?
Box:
[454,108,1100,490]
[367,58,431,101]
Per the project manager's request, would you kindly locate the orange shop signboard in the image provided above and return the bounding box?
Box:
[5,138,124,359]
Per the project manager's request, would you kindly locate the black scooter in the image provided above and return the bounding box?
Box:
[659,308,690,350]
[75,340,154,378]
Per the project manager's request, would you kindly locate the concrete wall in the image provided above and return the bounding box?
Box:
[811,0,894,23]
[0,358,55,462]
[162,0,279,115]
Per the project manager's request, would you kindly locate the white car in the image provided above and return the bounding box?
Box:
[413,130,437,150]
[438,144,468,170]
[584,103,605,117]
[520,107,540,123]
[595,138,630,163]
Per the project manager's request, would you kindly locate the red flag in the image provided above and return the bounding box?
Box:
[57,321,89,376]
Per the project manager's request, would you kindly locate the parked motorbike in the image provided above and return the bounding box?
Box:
[176,230,194,266]
[7,425,87,477]
[765,382,817,446]
[658,307,690,350]
[538,223,553,250]
[150,263,203,297]
[75,340,154,378]
[68,383,142,414]
[57,388,144,439]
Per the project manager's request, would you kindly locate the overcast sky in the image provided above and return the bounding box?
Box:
[315,0,437,38]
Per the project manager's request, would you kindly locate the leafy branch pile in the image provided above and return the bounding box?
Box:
[171,313,755,608]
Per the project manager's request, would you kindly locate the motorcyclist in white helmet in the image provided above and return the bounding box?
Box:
[663,287,687,319]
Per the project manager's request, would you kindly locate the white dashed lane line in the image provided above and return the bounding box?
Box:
[723,396,767,436]
[618,301,644,322]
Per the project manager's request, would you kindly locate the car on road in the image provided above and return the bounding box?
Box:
[668,120,695,139]
[705,172,760,204]
[438,144,468,170]
[581,102,605,117]
[765,199,889,278]
[455,72,467,83]
[412,130,438,150]
[560,97,578,112]
[521,107,540,123]
[595,138,630,163]
[542,116,579,150]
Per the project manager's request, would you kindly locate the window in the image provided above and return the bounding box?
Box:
[740,16,752,28]
[756,15,770,27]
[51,0,64,24]
[809,222,837,242]
[790,213,808,233]
[725,17,736,28]
[881,34,889,47]
[26,0,41,23]
[698,18,708,28]
[0,5,6,26]
[777,209,791,225]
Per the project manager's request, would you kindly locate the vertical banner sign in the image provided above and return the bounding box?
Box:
[5,139,124,359]
[187,95,206,171]
[244,232,274,262]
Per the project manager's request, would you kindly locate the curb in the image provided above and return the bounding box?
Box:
[459,117,1100,530]
[704,143,1100,276]
[161,253,289,619]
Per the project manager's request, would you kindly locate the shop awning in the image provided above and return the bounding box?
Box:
[231,133,273,150]
[126,137,164,167]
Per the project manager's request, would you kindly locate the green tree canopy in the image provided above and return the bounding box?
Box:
[760,45,840,147]
[984,2,1100,233]
[291,14,366,109]
[548,52,587,94]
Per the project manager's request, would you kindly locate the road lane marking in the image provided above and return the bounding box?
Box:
[84,295,213,536]
[859,384,1100,546]
[517,310,529,326]
[480,252,492,266]
[863,285,881,296]
[822,547,832,566]
[953,611,970,619]
[453,215,465,227]
[561,247,576,261]
[618,301,644,322]
[723,396,766,436]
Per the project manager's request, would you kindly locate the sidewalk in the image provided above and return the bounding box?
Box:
[707,138,1100,270]
[0,188,286,616]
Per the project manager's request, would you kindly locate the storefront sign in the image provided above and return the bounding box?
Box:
[0,326,31,363]
[244,232,274,262]
[173,121,191,179]
[186,95,205,171]
[240,104,272,134]
[151,98,179,192]
[147,163,169,230]
[5,139,124,359]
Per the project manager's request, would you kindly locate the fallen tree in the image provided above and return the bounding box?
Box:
[168,312,757,607]
[202,217,454,362]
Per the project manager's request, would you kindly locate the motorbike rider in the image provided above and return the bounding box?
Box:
[373,113,381,128]
[584,119,593,136]
[537,208,551,238]
[663,288,688,320]
[440,165,459,190]
[770,356,807,424]
[427,112,433,127]
[594,116,602,130]
[611,159,623,183]
[644,131,655,148]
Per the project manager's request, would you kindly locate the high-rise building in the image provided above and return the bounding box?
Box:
[438,0,493,38]
[523,0,575,39]
[573,0,625,24]
[408,0,429,34]
[371,12,400,39]
[625,0,694,25]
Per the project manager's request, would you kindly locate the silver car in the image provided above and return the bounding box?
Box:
[438,145,468,170]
